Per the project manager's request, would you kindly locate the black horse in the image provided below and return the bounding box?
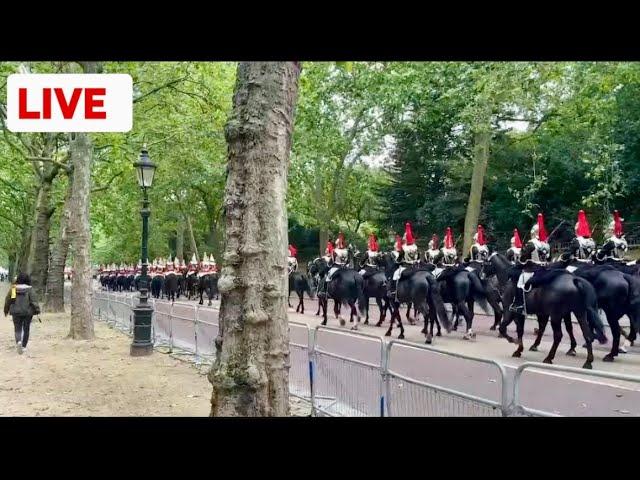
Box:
[498,270,606,369]
[288,271,314,314]
[198,272,219,306]
[532,262,640,362]
[308,257,366,330]
[484,253,581,351]
[378,252,451,342]
[151,275,164,299]
[163,272,179,302]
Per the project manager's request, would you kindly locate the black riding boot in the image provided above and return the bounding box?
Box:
[509,287,525,314]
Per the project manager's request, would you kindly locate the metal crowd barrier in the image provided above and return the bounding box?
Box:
[91,290,640,417]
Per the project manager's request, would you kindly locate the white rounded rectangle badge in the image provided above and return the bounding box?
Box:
[6,74,133,132]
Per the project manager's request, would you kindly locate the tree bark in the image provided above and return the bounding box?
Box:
[44,174,73,312]
[209,62,300,417]
[28,177,56,299]
[66,61,99,340]
[16,225,32,276]
[176,216,185,262]
[319,228,328,257]
[463,129,491,254]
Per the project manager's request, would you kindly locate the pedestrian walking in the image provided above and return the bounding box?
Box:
[3,273,40,355]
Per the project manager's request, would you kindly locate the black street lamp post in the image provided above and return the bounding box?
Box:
[131,145,156,356]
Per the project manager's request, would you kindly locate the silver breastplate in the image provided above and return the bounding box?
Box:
[366,251,379,266]
[530,239,550,263]
[403,245,418,263]
[576,237,596,259]
[334,249,348,265]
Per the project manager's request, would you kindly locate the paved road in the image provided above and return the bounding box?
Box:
[98,287,640,416]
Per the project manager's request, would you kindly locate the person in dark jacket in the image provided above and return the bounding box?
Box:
[3,272,40,355]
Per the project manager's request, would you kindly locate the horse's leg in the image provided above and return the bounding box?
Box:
[335,299,345,327]
[603,311,622,362]
[385,301,400,337]
[529,314,549,352]
[487,289,503,330]
[299,291,304,315]
[542,315,563,365]
[563,313,577,356]
[511,313,526,358]
[574,312,595,369]
[406,302,415,325]
[321,296,328,326]
[349,299,361,331]
[458,301,475,340]
[452,304,459,331]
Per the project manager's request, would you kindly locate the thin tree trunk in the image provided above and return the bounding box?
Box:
[319,228,328,257]
[463,129,491,255]
[176,216,185,262]
[17,225,32,276]
[66,61,99,340]
[207,219,223,259]
[185,213,199,260]
[28,179,56,299]
[209,62,300,417]
[44,174,73,312]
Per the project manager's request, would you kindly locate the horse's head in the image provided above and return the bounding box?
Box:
[309,257,328,277]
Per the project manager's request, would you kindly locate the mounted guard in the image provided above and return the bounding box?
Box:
[596,210,628,262]
[510,213,551,313]
[424,234,440,265]
[288,244,298,275]
[468,224,490,262]
[561,210,596,262]
[506,228,523,264]
[390,222,419,296]
[441,227,458,267]
[326,232,349,282]
[359,233,380,274]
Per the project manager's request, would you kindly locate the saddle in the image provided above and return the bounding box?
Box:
[360,266,379,279]
[524,268,567,290]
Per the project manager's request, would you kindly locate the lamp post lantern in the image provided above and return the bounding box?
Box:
[131,145,156,356]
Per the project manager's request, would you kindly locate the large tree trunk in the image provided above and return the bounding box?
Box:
[463,129,491,255]
[44,174,73,312]
[66,60,99,340]
[67,129,94,340]
[176,216,185,262]
[208,62,300,417]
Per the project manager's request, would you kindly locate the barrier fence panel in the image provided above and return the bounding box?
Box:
[511,362,640,417]
[384,340,508,417]
[153,300,172,349]
[195,306,219,365]
[289,321,312,401]
[170,302,197,358]
[311,325,385,417]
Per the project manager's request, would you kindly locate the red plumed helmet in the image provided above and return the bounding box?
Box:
[337,232,346,249]
[576,210,591,238]
[614,210,623,237]
[537,213,549,242]
[288,244,297,257]
[326,241,334,255]
[404,222,415,245]
[368,234,378,252]
[513,228,523,248]
[476,224,486,246]
[444,227,454,249]
[395,235,403,252]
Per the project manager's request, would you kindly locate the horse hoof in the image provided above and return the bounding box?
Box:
[529,346,538,352]
[452,326,458,332]
[398,334,405,340]
[375,322,382,328]
[512,351,521,358]
[566,349,577,357]
[603,354,614,362]
[436,331,441,337]
[339,319,345,327]
[542,358,552,364]
[364,320,369,325]
[489,325,496,331]
[385,331,391,337]
[350,326,358,331]
[583,362,593,370]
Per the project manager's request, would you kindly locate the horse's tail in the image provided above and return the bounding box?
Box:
[573,277,607,344]
[468,271,491,314]
[426,275,451,332]
[303,274,314,299]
